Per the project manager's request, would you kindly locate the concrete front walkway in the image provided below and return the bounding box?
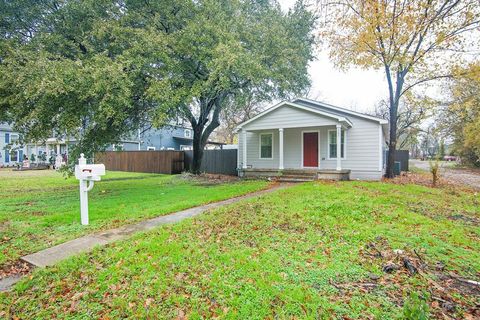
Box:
[0,184,289,291]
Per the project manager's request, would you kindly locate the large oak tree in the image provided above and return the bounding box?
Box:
[319,0,480,177]
[0,0,316,172]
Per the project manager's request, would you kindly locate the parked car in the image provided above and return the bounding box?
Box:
[444,155,457,161]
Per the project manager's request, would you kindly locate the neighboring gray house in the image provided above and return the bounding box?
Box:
[236,98,388,181]
[137,125,194,151]
[116,125,225,151]
[107,125,194,151]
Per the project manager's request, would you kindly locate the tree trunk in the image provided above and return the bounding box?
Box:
[191,125,205,174]
[385,68,405,178]
[386,111,397,178]
[189,97,223,174]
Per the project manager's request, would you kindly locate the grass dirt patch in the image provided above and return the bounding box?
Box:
[1,180,478,319]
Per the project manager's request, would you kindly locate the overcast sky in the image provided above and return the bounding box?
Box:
[279,0,386,113]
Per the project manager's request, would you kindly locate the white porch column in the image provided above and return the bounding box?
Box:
[336,124,342,171]
[279,128,284,170]
[242,129,247,169]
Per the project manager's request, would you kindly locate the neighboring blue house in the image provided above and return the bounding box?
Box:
[109,125,194,151]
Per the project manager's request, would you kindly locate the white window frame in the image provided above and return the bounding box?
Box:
[9,133,19,143]
[259,132,274,159]
[327,129,346,160]
[184,129,192,138]
[180,145,192,151]
[300,130,321,169]
[147,146,156,151]
[112,144,124,151]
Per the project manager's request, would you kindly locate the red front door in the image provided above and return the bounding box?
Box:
[303,132,318,167]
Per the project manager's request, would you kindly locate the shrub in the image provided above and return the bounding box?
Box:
[403,291,430,320]
[429,160,441,186]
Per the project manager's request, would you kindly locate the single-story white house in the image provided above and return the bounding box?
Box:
[235,98,389,181]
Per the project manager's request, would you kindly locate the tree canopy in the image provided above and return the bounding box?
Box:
[440,63,480,165]
[0,0,316,171]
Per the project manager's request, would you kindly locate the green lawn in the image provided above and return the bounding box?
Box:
[2,180,479,319]
[0,169,268,266]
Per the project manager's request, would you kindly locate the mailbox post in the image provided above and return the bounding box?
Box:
[75,154,106,225]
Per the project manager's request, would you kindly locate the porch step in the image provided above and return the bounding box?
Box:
[281,171,317,176]
[276,174,316,183]
[277,178,315,183]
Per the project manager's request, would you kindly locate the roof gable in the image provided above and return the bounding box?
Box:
[236,101,353,131]
[293,98,388,124]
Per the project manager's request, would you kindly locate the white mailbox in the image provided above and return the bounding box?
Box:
[75,164,106,181]
[75,154,106,225]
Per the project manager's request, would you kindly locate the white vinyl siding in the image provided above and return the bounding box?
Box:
[242,105,338,130]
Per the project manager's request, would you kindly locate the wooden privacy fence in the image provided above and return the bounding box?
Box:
[184,149,238,175]
[387,149,410,172]
[96,151,184,174]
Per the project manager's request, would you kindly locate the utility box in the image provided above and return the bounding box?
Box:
[394,161,401,176]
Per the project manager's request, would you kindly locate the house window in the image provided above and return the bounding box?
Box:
[184,129,192,138]
[10,134,19,143]
[10,150,18,162]
[328,130,346,159]
[113,144,124,151]
[147,146,156,151]
[259,133,273,159]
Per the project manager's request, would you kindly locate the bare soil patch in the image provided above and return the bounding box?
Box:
[178,172,241,185]
[0,260,33,280]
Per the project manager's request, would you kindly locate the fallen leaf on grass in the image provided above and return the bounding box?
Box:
[145,298,154,307]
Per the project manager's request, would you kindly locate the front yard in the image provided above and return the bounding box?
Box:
[1,176,479,319]
[0,169,268,268]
